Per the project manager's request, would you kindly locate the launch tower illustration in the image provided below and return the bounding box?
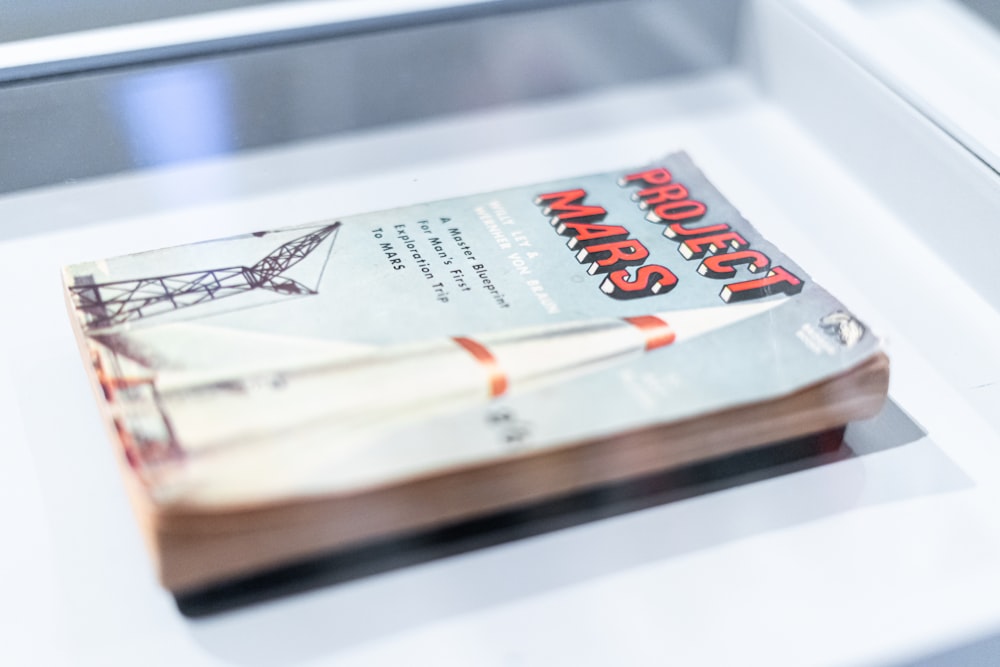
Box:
[68,223,341,330]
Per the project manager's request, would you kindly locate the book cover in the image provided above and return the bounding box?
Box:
[63,152,885,515]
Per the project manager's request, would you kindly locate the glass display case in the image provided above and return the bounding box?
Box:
[3,1,1000,664]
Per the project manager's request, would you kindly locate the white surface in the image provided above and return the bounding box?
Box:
[798,0,1000,171]
[4,4,1000,666]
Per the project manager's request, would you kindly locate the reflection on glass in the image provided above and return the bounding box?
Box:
[116,62,234,166]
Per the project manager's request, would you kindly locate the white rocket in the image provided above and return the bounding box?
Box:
[120,299,784,463]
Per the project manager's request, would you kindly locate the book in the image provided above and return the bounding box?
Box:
[63,153,889,594]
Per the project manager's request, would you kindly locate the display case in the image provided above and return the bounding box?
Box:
[4,1,1000,664]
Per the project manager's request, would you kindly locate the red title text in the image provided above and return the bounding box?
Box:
[534,166,804,302]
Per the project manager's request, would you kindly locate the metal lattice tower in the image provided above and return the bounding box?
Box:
[70,223,340,330]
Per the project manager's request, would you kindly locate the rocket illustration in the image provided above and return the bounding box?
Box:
[120,299,784,463]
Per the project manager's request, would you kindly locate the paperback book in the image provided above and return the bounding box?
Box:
[63,153,889,593]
